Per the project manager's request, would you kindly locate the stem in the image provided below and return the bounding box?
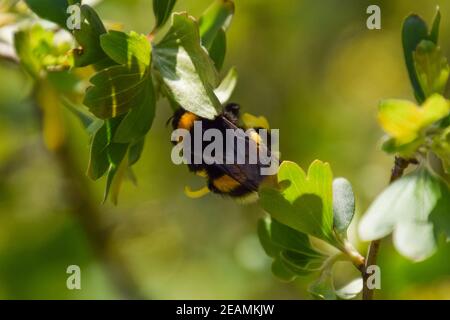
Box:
[342,239,365,272]
[52,144,145,299]
[362,240,381,300]
[0,141,39,179]
[362,156,413,300]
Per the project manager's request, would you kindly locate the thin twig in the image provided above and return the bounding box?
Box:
[52,144,145,299]
[362,156,414,300]
[342,238,365,272]
[31,90,145,299]
[0,140,39,179]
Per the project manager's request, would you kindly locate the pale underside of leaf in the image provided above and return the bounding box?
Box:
[359,168,445,261]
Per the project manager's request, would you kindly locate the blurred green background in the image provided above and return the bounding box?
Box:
[1,0,450,299]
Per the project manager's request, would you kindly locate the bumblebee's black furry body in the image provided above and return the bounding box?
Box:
[171,103,271,198]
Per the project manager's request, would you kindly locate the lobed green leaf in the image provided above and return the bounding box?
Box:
[259,160,337,246]
[100,31,152,67]
[83,60,149,119]
[114,76,156,144]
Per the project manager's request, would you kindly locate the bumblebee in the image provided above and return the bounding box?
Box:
[171,103,276,202]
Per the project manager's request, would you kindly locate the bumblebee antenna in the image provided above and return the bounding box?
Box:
[166,115,175,127]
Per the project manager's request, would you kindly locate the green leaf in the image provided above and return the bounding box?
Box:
[402,14,429,103]
[259,161,337,246]
[24,0,72,27]
[208,29,227,71]
[87,118,130,203]
[260,191,323,241]
[14,25,73,78]
[199,0,234,70]
[87,123,111,180]
[114,75,156,143]
[359,167,450,261]
[61,96,97,130]
[271,259,296,282]
[73,5,113,68]
[87,119,126,180]
[257,217,326,281]
[152,0,177,32]
[214,67,238,104]
[280,251,325,274]
[86,31,156,142]
[378,94,450,155]
[258,218,324,259]
[100,31,151,67]
[104,144,129,205]
[441,114,450,128]
[199,0,234,49]
[258,218,278,257]
[332,178,355,234]
[414,40,449,98]
[381,136,423,158]
[429,7,441,44]
[308,267,337,300]
[83,59,149,119]
[129,138,146,166]
[153,13,221,120]
[432,127,450,173]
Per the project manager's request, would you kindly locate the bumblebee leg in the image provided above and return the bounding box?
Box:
[241,113,270,130]
[184,185,210,199]
[196,170,208,178]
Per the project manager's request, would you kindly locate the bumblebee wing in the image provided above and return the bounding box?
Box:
[221,115,272,158]
[199,116,266,191]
